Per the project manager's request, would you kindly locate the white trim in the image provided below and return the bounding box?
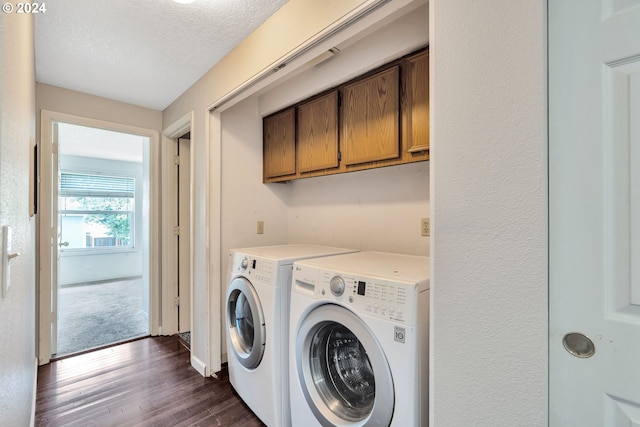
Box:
[163,111,192,138]
[38,110,160,364]
[207,109,222,375]
[190,353,208,377]
[160,111,194,336]
[30,357,37,427]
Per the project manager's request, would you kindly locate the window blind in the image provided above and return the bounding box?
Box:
[59,172,135,198]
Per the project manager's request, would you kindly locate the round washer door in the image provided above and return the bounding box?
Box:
[226,277,266,369]
[295,304,394,426]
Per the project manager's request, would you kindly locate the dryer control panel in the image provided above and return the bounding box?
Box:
[229,253,274,284]
[307,268,420,326]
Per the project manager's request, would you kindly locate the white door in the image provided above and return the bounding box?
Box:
[177,137,191,333]
[51,122,61,355]
[549,1,640,424]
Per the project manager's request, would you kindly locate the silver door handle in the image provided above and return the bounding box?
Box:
[562,332,595,358]
[58,241,69,247]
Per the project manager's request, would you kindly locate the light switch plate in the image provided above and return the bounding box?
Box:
[1,225,10,298]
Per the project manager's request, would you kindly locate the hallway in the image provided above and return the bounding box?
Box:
[36,336,263,426]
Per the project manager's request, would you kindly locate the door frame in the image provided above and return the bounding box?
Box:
[38,109,161,365]
[161,112,194,336]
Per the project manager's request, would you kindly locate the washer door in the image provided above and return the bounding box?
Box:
[226,277,266,369]
[295,304,394,426]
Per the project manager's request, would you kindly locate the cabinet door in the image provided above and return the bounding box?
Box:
[297,91,339,173]
[341,65,400,166]
[263,108,296,180]
[405,50,429,152]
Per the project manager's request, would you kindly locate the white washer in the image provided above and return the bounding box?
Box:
[289,251,429,426]
[225,244,357,427]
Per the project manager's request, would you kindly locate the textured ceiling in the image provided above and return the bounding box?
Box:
[34,0,288,111]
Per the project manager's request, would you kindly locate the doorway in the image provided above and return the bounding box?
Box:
[54,123,150,356]
[38,110,161,365]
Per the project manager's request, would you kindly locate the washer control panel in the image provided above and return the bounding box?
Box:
[230,253,273,284]
[315,270,419,325]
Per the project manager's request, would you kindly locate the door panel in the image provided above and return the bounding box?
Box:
[341,66,400,166]
[297,91,339,173]
[177,137,191,333]
[549,1,640,424]
[51,122,60,355]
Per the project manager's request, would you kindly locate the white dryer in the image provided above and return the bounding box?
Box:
[225,244,357,427]
[289,251,430,426]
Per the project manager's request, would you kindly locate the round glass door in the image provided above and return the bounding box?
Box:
[226,277,265,369]
[295,304,394,426]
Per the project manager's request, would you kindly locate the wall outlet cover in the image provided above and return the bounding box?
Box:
[421,218,430,237]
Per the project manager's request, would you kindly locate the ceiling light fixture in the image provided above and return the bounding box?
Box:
[173,0,196,4]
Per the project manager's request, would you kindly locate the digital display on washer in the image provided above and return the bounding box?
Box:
[357,281,366,296]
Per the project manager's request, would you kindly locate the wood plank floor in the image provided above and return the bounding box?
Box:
[35,336,265,427]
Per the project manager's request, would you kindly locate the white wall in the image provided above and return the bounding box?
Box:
[0,13,37,426]
[220,96,290,263]
[430,0,547,425]
[36,83,162,132]
[288,163,429,256]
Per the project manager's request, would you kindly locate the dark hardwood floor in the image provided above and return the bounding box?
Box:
[35,335,265,427]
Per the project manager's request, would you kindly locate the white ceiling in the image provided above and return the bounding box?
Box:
[34,0,289,111]
[57,122,145,163]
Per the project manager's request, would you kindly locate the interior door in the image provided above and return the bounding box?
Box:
[51,122,60,355]
[549,1,640,424]
[177,137,191,333]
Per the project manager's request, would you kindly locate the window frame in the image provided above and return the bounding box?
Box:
[58,171,137,254]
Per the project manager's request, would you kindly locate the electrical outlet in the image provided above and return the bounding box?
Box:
[421,218,430,237]
[257,221,264,235]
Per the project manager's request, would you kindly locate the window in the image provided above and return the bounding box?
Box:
[58,172,135,250]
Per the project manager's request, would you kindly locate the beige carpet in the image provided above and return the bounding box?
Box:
[56,278,149,356]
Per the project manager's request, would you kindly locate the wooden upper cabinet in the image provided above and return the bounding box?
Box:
[404,50,429,152]
[296,91,339,173]
[341,65,400,166]
[262,48,428,182]
[263,108,296,180]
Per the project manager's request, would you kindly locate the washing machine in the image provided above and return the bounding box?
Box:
[289,251,430,426]
[225,244,358,427]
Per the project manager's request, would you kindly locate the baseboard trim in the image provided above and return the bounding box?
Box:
[30,357,37,427]
[191,354,207,377]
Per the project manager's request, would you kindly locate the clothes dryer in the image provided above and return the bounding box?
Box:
[289,251,429,426]
[225,244,357,427]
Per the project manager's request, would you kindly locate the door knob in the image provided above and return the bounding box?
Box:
[59,241,69,247]
[562,332,595,358]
